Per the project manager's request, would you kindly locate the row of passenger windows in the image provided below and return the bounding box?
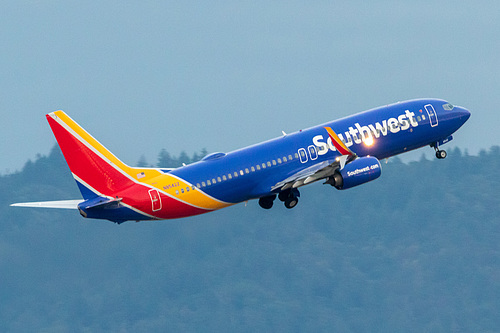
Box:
[174,114,433,195]
[174,153,300,195]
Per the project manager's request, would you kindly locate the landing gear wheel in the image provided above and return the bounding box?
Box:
[259,195,276,209]
[436,150,447,159]
[284,197,298,209]
[278,190,290,202]
[432,142,447,160]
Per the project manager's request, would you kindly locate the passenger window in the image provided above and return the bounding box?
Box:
[251,166,255,172]
[202,182,206,187]
[267,161,271,167]
[196,183,201,188]
[256,164,261,170]
[217,177,222,182]
[245,168,249,174]
[272,160,276,166]
[222,175,227,181]
[288,154,293,160]
[277,158,282,164]
[294,153,299,159]
[262,163,266,169]
[176,190,179,195]
[234,172,238,177]
[207,180,211,186]
[240,170,244,176]
[228,173,232,179]
[283,156,287,162]
[186,187,189,192]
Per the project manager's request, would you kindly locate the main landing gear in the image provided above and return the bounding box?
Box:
[279,188,300,209]
[258,194,276,209]
[431,142,447,159]
[258,189,300,209]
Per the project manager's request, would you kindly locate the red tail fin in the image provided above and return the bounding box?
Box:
[47,111,138,199]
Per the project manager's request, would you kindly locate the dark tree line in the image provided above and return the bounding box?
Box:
[1,145,500,332]
[136,148,208,168]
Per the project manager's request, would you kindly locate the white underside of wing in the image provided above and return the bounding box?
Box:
[271,159,337,191]
[10,200,84,209]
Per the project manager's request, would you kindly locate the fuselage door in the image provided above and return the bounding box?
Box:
[308,145,318,161]
[424,104,438,127]
[148,189,162,212]
[298,148,308,163]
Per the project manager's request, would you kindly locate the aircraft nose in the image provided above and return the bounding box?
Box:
[456,106,471,123]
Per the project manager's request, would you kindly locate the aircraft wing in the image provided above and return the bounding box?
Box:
[272,156,359,191]
[272,126,358,191]
[271,159,336,191]
[10,199,83,209]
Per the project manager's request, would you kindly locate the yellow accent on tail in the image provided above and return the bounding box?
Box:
[49,111,231,210]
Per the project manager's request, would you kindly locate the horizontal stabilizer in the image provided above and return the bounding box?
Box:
[80,197,122,210]
[10,200,83,209]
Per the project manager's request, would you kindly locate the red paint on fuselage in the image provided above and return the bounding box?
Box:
[47,115,208,219]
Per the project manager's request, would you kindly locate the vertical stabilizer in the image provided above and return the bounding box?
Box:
[46,111,136,199]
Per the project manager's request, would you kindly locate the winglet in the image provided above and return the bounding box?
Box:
[324,127,355,156]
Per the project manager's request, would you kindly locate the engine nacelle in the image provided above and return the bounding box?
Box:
[332,156,381,190]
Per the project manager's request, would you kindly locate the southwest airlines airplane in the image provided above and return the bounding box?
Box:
[12,99,470,223]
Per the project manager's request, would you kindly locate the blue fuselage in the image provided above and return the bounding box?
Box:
[170,98,470,203]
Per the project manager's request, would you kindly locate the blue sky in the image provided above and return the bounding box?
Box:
[1,1,498,173]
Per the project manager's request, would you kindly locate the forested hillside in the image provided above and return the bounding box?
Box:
[1,146,499,332]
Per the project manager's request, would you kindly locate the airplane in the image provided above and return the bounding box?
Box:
[11,98,470,223]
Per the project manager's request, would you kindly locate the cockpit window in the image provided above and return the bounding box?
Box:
[443,103,454,111]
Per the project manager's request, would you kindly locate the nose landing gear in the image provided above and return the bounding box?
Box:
[436,150,447,159]
[431,142,447,159]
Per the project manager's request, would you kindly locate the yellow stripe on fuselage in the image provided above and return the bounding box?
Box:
[52,110,231,210]
[144,173,233,210]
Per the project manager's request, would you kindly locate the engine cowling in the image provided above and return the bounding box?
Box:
[332,156,381,190]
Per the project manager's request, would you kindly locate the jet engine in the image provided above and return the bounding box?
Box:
[328,156,382,190]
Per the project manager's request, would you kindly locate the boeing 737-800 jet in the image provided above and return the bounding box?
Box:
[11,98,470,223]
